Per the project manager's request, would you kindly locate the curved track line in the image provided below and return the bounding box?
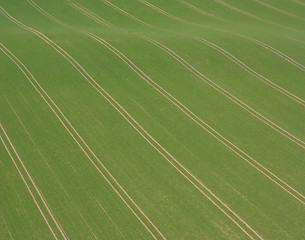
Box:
[213,0,304,32]
[87,33,305,206]
[96,0,305,73]
[137,0,305,72]
[152,37,305,149]
[26,0,67,27]
[96,200,126,239]
[0,7,162,238]
[86,34,261,240]
[89,35,270,240]
[27,0,305,207]
[0,124,65,240]
[139,0,191,24]
[177,0,214,17]
[195,37,305,106]
[0,42,161,240]
[214,0,265,22]
[177,0,229,22]
[6,100,99,240]
[140,0,300,33]
[27,0,305,202]
[93,0,305,74]
[252,0,305,21]
[90,29,305,206]
[101,0,154,27]
[0,33,162,240]
[291,0,305,7]
[287,36,305,46]
[238,34,305,72]
[72,2,305,149]
[28,0,118,31]
[6,4,263,239]
[0,216,14,240]
[65,0,118,29]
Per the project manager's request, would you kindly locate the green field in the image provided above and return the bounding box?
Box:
[1,0,305,239]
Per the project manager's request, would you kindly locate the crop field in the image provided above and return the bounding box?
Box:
[1,0,305,239]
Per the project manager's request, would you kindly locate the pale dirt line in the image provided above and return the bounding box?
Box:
[0,125,59,240]
[252,0,305,21]
[88,33,265,240]
[213,0,301,32]
[287,36,305,46]
[67,1,107,27]
[77,212,99,240]
[5,100,98,239]
[139,0,305,72]
[149,37,305,149]
[0,11,162,236]
[0,42,160,240]
[196,37,305,106]
[101,0,153,27]
[10,1,261,234]
[177,0,229,22]
[136,0,305,71]
[14,25,163,240]
[240,35,305,72]
[83,0,305,73]
[0,122,68,239]
[39,191,69,240]
[2,3,162,233]
[27,0,116,30]
[2,2,296,238]
[291,0,305,7]
[210,27,305,72]
[25,2,262,237]
[177,0,214,17]
[0,214,14,240]
[89,34,305,207]
[99,0,305,73]
[96,200,126,239]
[13,189,35,227]
[65,0,117,29]
[4,3,302,236]
[146,38,305,202]
[215,0,265,22]
[5,98,52,171]
[26,0,67,26]
[139,0,190,24]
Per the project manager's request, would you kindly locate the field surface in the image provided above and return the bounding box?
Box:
[1,0,305,239]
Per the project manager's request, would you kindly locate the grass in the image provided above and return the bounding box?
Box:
[1,0,305,239]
